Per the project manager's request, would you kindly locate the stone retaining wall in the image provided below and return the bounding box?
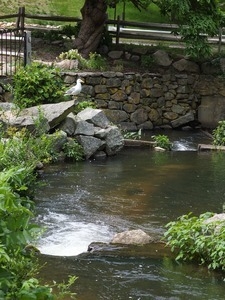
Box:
[63,71,225,130]
[63,71,197,130]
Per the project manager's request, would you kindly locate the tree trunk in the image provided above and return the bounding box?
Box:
[73,0,108,58]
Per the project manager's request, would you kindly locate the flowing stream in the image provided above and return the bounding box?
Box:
[34,130,225,299]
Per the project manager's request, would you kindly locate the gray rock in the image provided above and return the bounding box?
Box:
[76,135,105,159]
[173,59,200,73]
[108,50,123,59]
[204,213,225,234]
[105,125,124,155]
[130,108,148,125]
[198,96,225,128]
[153,50,172,67]
[1,110,50,133]
[94,128,107,139]
[171,111,194,128]
[77,108,110,128]
[111,229,153,245]
[50,130,68,152]
[55,59,79,70]
[58,112,76,136]
[74,120,95,136]
[0,102,15,111]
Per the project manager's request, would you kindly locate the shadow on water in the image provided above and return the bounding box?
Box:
[34,130,225,299]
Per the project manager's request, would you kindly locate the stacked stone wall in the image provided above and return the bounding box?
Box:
[63,71,200,130]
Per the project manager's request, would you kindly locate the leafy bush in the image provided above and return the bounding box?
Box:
[164,212,225,270]
[141,55,155,68]
[58,49,88,69]
[0,126,57,171]
[213,120,225,146]
[58,49,107,70]
[0,137,78,298]
[86,52,107,71]
[13,63,66,109]
[61,24,80,39]
[74,100,96,114]
[123,129,142,140]
[62,138,84,161]
[152,134,172,150]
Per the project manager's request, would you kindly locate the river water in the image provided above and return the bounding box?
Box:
[34,130,225,299]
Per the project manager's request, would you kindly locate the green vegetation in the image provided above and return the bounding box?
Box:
[13,63,66,109]
[74,100,96,114]
[123,129,142,140]
[158,0,222,59]
[0,123,79,298]
[164,212,225,270]
[141,55,155,68]
[0,1,166,24]
[107,2,168,23]
[213,120,225,146]
[151,134,172,150]
[63,139,84,161]
[49,0,81,18]
[58,49,107,71]
[32,24,80,41]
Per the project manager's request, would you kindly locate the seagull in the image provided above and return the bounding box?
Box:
[64,78,84,96]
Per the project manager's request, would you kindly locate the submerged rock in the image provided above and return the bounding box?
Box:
[87,241,174,259]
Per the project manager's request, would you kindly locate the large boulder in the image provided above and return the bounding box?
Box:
[0,100,75,132]
[204,213,225,234]
[173,58,200,73]
[76,135,105,159]
[111,229,153,245]
[105,126,124,155]
[0,101,125,160]
[153,50,172,67]
[77,107,110,128]
[171,111,194,128]
[74,108,124,159]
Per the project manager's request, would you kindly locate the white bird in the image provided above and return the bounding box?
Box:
[64,78,84,96]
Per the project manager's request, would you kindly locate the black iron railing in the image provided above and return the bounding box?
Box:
[0,28,31,76]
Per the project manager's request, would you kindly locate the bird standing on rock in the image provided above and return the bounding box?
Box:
[64,78,84,96]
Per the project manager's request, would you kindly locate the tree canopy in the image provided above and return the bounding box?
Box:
[157,0,223,58]
[74,0,223,58]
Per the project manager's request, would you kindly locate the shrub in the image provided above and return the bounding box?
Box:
[0,126,56,171]
[58,50,107,70]
[151,134,172,150]
[213,120,225,146]
[13,63,66,109]
[141,55,155,68]
[74,100,96,114]
[61,24,80,39]
[86,52,107,71]
[0,140,77,298]
[164,212,225,270]
[62,138,84,161]
[123,129,142,140]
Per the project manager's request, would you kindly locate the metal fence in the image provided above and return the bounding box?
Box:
[0,28,31,76]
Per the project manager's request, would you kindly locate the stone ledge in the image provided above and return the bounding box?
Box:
[198,144,225,151]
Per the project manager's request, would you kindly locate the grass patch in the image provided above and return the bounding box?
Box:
[0,1,167,25]
[49,0,81,18]
[108,3,169,23]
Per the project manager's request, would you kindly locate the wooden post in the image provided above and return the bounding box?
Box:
[116,15,120,45]
[16,7,25,34]
[24,31,31,66]
[218,27,222,54]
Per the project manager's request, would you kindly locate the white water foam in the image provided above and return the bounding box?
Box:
[36,212,113,256]
[172,140,197,151]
